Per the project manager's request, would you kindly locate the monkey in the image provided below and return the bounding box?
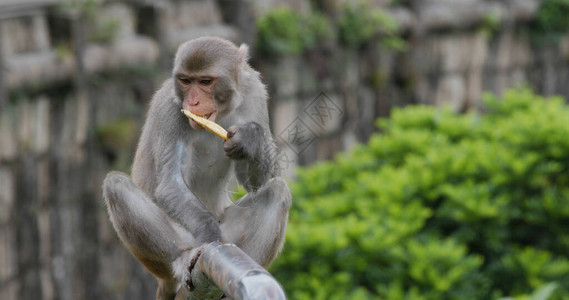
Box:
[102,37,292,300]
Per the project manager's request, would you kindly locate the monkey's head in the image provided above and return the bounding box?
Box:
[173,37,247,130]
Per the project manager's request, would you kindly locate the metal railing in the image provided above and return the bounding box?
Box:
[176,242,286,300]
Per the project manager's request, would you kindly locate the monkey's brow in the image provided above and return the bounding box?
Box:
[175,73,216,79]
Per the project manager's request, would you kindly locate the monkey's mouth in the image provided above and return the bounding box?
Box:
[189,111,218,130]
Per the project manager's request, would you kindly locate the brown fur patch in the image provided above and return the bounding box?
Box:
[183,47,214,72]
[139,256,172,278]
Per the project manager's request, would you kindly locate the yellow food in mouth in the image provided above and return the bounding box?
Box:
[181,109,228,141]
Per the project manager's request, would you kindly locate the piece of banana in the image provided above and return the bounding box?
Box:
[181,109,229,141]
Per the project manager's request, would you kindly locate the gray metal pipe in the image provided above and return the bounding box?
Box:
[177,242,286,300]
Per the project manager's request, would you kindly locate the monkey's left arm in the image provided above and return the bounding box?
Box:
[223,122,279,192]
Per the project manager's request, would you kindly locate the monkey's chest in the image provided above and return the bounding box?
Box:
[182,143,233,209]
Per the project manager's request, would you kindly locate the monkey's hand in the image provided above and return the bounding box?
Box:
[224,122,278,191]
[180,244,224,298]
[182,244,206,292]
[223,122,265,161]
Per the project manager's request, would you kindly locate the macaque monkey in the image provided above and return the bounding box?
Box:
[102,37,291,299]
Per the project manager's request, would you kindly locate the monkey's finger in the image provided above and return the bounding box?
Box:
[188,247,202,271]
[186,275,194,292]
[226,126,238,139]
[223,140,237,151]
[186,245,205,291]
[181,109,229,141]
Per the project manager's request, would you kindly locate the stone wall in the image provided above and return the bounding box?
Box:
[0,1,239,299]
[0,0,568,299]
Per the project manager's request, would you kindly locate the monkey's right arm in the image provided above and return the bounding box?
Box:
[153,141,223,244]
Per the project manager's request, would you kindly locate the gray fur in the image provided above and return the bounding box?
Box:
[102,37,291,300]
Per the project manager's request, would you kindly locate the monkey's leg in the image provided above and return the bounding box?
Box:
[103,171,194,299]
[220,177,292,267]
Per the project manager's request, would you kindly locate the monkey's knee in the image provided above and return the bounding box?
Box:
[259,177,292,209]
[103,171,153,215]
[233,177,291,211]
[103,171,132,208]
[103,171,178,238]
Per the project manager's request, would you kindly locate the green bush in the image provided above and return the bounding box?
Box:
[338,1,404,50]
[272,88,569,299]
[256,2,405,55]
[531,0,569,44]
[537,0,569,33]
[390,0,410,7]
[256,7,332,56]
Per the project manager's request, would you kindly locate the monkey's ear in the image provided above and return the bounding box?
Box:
[238,44,250,64]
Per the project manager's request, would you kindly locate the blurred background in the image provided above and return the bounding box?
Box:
[1,0,569,299]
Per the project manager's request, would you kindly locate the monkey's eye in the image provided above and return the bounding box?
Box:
[178,77,192,85]
[200,78,213,85]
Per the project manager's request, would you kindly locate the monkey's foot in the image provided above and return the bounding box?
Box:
[183,244,206,291]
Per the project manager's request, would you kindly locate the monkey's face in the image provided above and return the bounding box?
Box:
[175,75,222,130]
[173,38,241,130]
